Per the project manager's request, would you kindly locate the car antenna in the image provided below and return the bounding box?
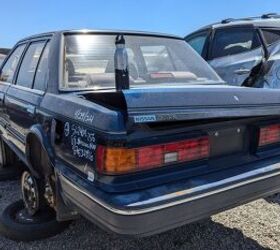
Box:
[114,34,129,91]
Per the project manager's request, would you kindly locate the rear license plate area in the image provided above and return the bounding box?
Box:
[209,126,247,158]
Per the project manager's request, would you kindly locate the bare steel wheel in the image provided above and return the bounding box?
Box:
[0,172,72,241]
[21,171,42,215]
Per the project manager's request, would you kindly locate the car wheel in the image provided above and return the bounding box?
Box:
[21,171,46,215]
[21,171,47,215]
[0,200,70,241]
[0,139,22,181]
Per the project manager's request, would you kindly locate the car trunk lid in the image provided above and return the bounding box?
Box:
[122,85,280,124]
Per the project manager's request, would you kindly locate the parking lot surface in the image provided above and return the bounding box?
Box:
[0,180,280,250]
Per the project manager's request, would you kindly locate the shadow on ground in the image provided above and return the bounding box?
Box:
[265,192,280,205]
[0,217,268,250]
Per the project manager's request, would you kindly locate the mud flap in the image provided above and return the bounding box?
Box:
[55,172,79,222]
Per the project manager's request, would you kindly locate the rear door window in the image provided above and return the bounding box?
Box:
[0,45,26,83]
[262,29,280,45]
[186,31,208,55]
[33,42,50,91]
[16,42,45,88]
[211,28,261,59]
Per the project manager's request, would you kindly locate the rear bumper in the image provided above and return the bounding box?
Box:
[57,158,280,237]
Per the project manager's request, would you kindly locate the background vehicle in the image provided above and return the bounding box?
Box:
[0,48,10,66]
[185,13,280,88]
[2,30,280,241]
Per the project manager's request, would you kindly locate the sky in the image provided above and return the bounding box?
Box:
[1,0,280,48]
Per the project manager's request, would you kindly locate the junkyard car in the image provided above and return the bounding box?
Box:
[2,29,280,240]
[185,13,280,88]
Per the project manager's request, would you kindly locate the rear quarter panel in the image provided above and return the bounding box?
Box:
[39,92,126,177]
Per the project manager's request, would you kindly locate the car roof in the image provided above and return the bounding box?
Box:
[194,14,280,33]
[18,29,183,43]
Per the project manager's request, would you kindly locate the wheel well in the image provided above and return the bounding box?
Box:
[26,134,53,178]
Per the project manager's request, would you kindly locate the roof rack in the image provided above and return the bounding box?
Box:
[261,13,280,19]
[221,13,280,24]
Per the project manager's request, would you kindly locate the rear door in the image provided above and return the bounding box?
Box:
[4,40,50,152]
[208,27,264,86]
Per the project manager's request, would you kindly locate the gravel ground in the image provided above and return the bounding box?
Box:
[0,181,280,250]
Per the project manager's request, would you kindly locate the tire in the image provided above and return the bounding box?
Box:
[0,200,71,241]
[0,139,22,181]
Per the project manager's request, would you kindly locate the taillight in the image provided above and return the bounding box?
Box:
[259,124,280,146]
[96,136,209,174]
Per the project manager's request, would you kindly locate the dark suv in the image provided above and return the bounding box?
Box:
[185,13,280,88]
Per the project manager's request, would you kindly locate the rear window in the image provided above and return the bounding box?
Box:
[140,45,174,72]
[62,34,222,90]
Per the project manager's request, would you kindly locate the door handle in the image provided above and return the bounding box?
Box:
[234,68,251,75]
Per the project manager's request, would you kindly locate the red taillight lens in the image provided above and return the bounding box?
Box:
[259,124,280,146]
[178,138,209,161]
[138,145,163,169]
[97,136,209,174]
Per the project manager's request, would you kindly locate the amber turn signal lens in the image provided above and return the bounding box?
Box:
[97,146,136,173]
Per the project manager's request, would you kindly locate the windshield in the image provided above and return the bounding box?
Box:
[62,34,223,90]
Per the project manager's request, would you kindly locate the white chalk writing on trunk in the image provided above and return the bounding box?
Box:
[74,109,94,124]
[64,122,96,162]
